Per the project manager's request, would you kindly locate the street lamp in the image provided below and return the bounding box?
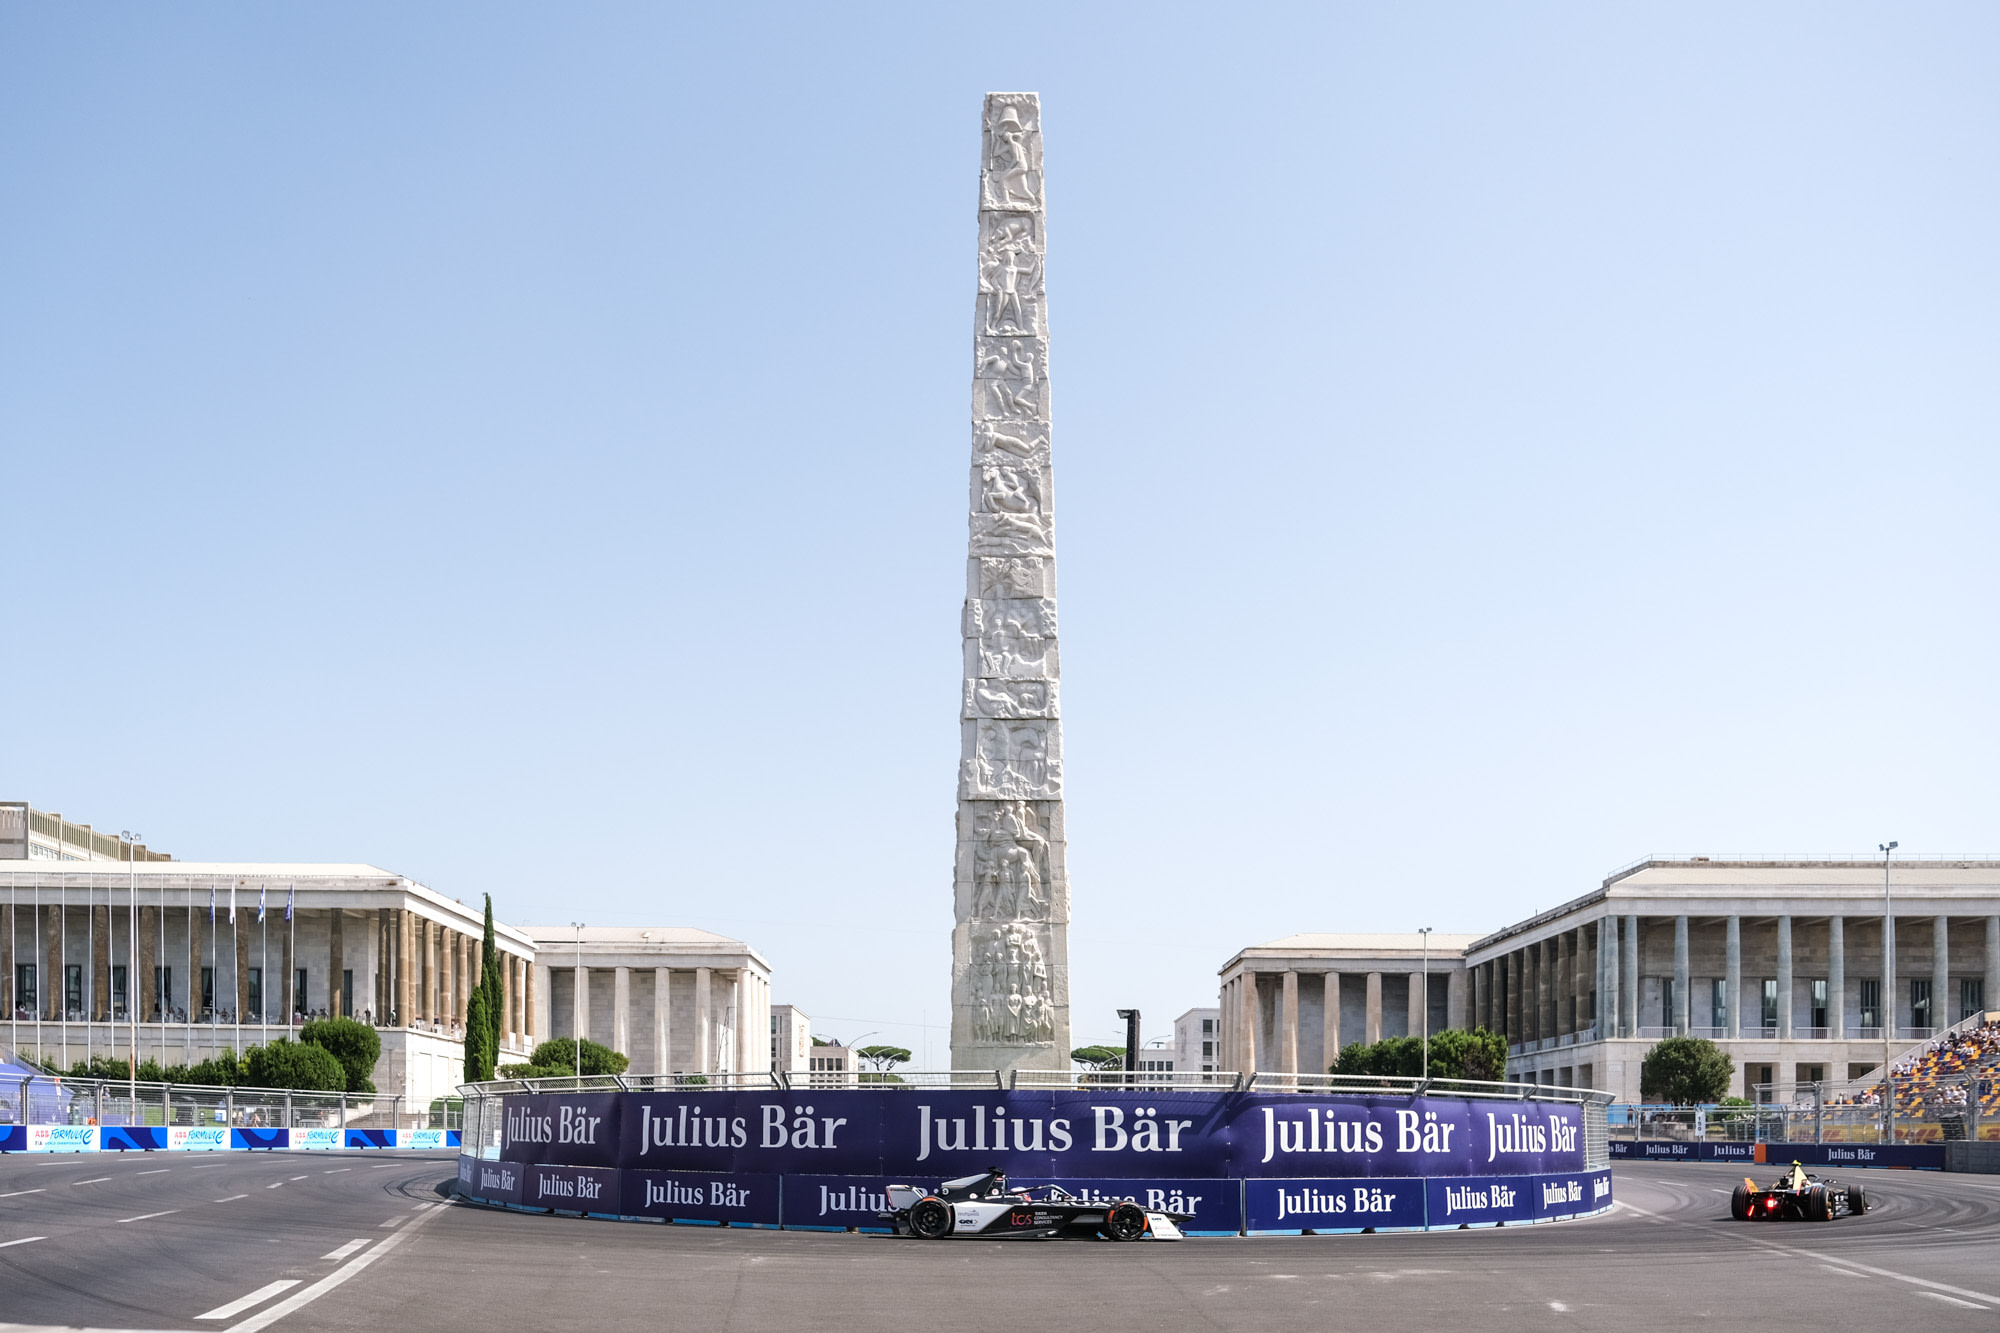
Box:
[1117,1009,1140,1079]
[1879,843,1897,1087]
[571,922,585,1079]
[1418,928,1433,1081]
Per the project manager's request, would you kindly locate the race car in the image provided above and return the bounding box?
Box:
[881,1169,1189,1241]
[1729,1161,1868,1221]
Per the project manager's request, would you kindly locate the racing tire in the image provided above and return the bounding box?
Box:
[908,1198,953,1240]
[1730,1184,1753,1221]
[1103,1202,1149,1242]
[1806,1189,1831,1222]
[1847,1184,1867,1217]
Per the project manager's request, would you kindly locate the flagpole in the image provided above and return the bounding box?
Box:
[231,883,240,1061]
[287,885,295,1031]
[260,884,268,1049]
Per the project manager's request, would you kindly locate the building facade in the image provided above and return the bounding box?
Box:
[1172,1007,1220,1078]
[1,803,171,864]
[1467,859,2000,1101]
[771,1003,812,1074]
[1218,934,1478,1075]
[525,926,770,1079]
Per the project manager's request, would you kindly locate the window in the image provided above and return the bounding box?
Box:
[1660,978,1675,1028]
[1760,979,1778,1029]
[1911,979,1932,1031]
[154,965,172,1013]
[1809,979,1828,1030]
[1858,979,1881,1030]
[1710,979,1728,1030]
[14,964,34,1011]
[1796,1063,1826,1086]
[66,964,83,1014]
[112,965,127,1015]
[1201,1040,1214,1059]
[201,966,215,1014]
[1201,1019,1215,1036]
[247,968,262,1019]
[341,969,354,1018]
[1963,978,1986,1023]
[295,968,308,1013]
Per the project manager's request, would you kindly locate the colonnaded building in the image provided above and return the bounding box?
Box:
[1221,857,2000,1102]
[0,802,783,1107]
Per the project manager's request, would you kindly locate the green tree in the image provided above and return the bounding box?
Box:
[462,988,496,1085]
[527,1037,629,1077]
[302,1016,381,1093]
[1639,1036,1735,1104]
[1331,1036,1423,1077]
[1422,1027,1509,1081]
[1071,1044,1125,1071]
[856,1045,912,1071]
[468,894,503,1081]
[246,1039,347,1091]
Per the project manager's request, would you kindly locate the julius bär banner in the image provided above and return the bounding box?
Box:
[497,1090,1585,1180]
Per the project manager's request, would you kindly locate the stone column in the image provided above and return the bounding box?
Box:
[1321,974,1341,1073]
[574,965,590,1044]
[1725,915,1742,1038]
[232,912,250,1025]
[1599,917,1617,1040]
[531,962,550,1044]
[0,902,12,1017]
[186,900,202,1022]
[1672,916,1690,1035]
[694,966,712,1073]
[503,953,518,1045]
[951,90,1068,1075]
[1364,971,1382,1044]
[1621,916,1639,1037]
[1776,915,1793,1039]
[1446,967,1465,1030]
[653,967,671,1075]
[1986,917,2000,1022]
[328,910,344,1019]
[1240,972,1259,1073]
[1933,916,1950,1031]
[1505,951,1521,1043]
[735,971,753,1075]
[613,966,631,1056]
[1279,970,1298,1075]
[1883,911,1898,1039]
[1576,927,1591,1033]
[277,912,291,1024]
[93,903,111,1020]
[1539,938,1554,1041]
[1827,916,1845,1039]
[138,905,156,1020]
[1407,968,1424,1039]
[397,909,414,1027]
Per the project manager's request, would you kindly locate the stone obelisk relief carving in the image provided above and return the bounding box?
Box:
[952,93,1069,1073]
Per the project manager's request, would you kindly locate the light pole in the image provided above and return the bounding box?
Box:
[121,833,142,1104]
[1879,842,1897,1091]
[571,923,584,1079]
[1418,928,1433,1081]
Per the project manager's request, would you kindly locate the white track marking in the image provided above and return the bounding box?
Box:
[379,1214,406,1228]
[0,1236,46,1248]
[289,1175,308,1181]
[265,1181,285,1189]
[190,1163,226,1169]
[1617,1195,2000,1305]
[230,1203,449,1333]
[1818,1265,1864,1277]
[195,1279,303,1320]
[72,1177,112,1185]
[322,1238,372,1260]
[133,1169,169,1176]
[323,1168,351,1174]
[114,1210,180,1223]
[1918,1293,1987,1310]
[214,1194,249,1202]
[0,1189,47,1199]
[1547,1301,1570,1312]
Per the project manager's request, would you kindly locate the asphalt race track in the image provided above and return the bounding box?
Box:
[4,1154,2000,1331]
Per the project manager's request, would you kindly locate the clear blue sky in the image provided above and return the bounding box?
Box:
[4,5,1995,1063]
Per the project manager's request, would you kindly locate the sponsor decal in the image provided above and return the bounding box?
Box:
[100,1127,166,1152]
[1244,1177,1427,1231]
[27,1125,99,1153]
[232,1128,289,1151]
[780,1174,900,1231]
[465,1158,524,1205]
[345,1129,397,1149]
[169,1127,231,1151]
[1533,1170,1612,1220]
[401,1129,453,1150]
[526,1163,622,1214]
[1423,1174,1535,1226]
[627,1170,778,1226]
[0,1127,24,1153]
[290,1128,344,1151]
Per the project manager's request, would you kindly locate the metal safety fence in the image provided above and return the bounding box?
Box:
[0,1073,457,1131]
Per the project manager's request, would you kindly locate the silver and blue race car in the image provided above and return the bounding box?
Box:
[881,1169,1189,1241]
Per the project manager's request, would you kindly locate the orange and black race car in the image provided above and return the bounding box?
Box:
[1730,1161,1868,1221]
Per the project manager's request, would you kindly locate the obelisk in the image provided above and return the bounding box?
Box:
[951,92,1070,1073]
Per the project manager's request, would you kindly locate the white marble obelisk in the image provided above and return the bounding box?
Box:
[951,93,1069,1073]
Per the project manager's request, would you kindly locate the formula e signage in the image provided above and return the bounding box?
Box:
[169,1127,231,1151]
[1608,1141,1942,1170]
[498,1091,1586,1180]
[27,1125,98,1153]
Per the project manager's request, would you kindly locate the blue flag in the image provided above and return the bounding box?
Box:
[285,884,294,922]
[208,885,215,922]
[258,885,266,923]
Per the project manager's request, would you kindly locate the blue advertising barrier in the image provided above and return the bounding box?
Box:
[1608,1132,1932,1166]
[467,1089,1611,1234]
[0,1127,460,1153]
[497,1089,1586,1179]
